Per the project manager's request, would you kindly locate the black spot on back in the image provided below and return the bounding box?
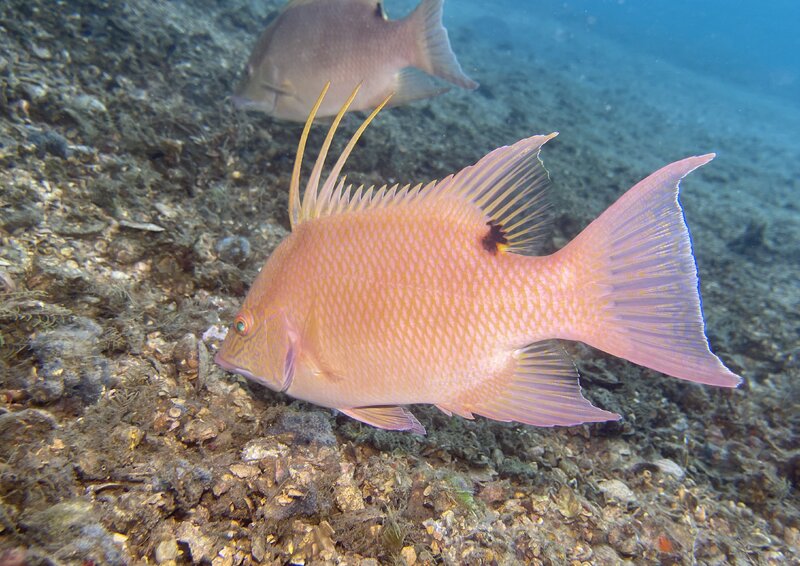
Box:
[482,221,508,254]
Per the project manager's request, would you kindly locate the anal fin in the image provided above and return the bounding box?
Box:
[470,341,619,427]
[340,406,426,435]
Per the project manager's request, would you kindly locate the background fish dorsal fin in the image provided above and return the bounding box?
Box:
[285,0,386,16]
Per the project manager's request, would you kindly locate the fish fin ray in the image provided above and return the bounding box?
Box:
[340,406,426,435]
[467,341,619,427]
[438,133,557,254]
[291,85,392,226]
[290,86,554,253]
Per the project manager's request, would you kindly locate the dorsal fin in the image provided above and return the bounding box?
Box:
[289,85,556,254]
[433,134,556,254]
[289,82,392,229]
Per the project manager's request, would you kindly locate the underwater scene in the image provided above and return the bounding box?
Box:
[0,0,798,563]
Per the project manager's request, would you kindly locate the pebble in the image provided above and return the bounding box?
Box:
[22,83,48,101]
[598,479,637,505]
[155,538,178,563]
[72,93,107,114]
[28,129,70,159]
[654,458,685,480]
[181,419,219,444]
[229,463,259,479]
[173,333,200,375]
[400,546,417,565]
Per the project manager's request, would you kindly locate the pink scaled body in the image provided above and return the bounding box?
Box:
[216,85,741,434]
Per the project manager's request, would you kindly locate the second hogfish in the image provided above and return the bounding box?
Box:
[233,0,477,121]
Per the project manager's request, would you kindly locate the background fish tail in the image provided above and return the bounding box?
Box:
[558,156,742,388]
[407,0,478,89]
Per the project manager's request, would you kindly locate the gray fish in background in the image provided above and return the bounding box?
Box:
[234,0,478,121]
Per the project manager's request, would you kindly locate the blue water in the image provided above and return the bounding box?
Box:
[532,0,800,106]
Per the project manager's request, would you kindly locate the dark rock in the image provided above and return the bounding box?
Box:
[269,407,336,446]
[215,235,251,266]
[27,129,70,159]
[153,459,213,511]
[18,500,128,565]
[0,203,43,232]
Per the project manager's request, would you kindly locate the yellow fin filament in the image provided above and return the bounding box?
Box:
[290,82,329,229]
[289,83,394,225]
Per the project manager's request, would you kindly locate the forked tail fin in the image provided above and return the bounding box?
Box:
[560,155,742,387]
[407,0,478,89]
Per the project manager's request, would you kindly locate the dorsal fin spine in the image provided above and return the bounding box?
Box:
[315,92,393,211]
[290,82,329,229]
[304,85,362,222]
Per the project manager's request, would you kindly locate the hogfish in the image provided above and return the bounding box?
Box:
[216,85,741,434]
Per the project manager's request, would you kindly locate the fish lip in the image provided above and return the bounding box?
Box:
[214,351,256,381]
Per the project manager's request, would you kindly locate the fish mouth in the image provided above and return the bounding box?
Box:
[214,351,256,381]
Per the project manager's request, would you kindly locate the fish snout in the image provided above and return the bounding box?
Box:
[214,350,236,372]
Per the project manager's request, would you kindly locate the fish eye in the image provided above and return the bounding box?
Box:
[233,312,251,336]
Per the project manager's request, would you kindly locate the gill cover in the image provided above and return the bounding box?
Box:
[266,310,298,392]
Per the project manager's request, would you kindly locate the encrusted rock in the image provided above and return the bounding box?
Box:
[176,522,215,563]
[229,463,259,479]
[181,418,219,444]
[241,438,290,462]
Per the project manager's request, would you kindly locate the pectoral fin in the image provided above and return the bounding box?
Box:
[340,406,426,435]
[295,302,342,383]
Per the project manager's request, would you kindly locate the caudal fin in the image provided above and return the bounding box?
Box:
[408,0,478,90]
[561,155,742,388]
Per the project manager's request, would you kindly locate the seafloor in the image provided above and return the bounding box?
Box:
[1,0,798,564]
